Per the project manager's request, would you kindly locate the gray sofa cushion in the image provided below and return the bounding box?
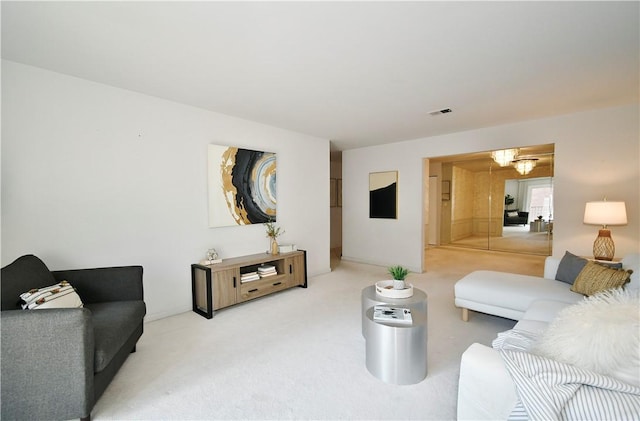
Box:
[555,251,588,284]
[1,255,57,310]
[86,301,146,372]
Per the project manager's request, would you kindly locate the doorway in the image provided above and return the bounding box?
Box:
[424,144,554,256]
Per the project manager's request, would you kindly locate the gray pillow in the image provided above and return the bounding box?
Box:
[597,261,623,270]
[555,251,588,284]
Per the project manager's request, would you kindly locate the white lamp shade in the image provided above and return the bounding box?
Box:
[583,201,627,226]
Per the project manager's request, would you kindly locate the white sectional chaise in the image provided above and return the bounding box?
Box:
[454,257,583,322]
[455,253,640,420]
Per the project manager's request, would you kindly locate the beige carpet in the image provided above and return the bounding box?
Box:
[92,248,544,420]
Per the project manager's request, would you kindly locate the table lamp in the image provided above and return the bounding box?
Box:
[583,200,627,261]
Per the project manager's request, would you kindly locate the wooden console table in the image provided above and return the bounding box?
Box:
[191,250,307,319]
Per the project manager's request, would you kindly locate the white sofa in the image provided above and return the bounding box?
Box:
[454,257,586,322]
[455,253,639,420]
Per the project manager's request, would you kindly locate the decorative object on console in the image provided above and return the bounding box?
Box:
[369,171,398,219]
[512,158,538,175]
[264,218,284,255]
[583,200,627,261]
[491,148,519,166]
[278,244,296,253]
[208,145,276,228]
[201,248,222,265]
[387,265,409,290]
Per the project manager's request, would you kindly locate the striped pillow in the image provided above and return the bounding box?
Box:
[20,280,84,310]
[570,261,632,296]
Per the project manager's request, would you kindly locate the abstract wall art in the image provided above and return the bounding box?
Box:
[369,171,397,219]
[208,145,276,227]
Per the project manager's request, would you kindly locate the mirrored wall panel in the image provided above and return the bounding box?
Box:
[429,144,554,256]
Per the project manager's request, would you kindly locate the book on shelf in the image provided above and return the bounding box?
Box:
[372,305,413,324]
[258,266,277,277]
[259,271,277,278]
[258,264,275,270]
[240,272,260,283]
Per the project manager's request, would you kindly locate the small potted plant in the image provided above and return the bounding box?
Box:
[388,265,409,290]
[264,218,284,255]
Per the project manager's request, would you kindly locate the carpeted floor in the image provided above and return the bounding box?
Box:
[449,225,552,255]
[92,247,544,420]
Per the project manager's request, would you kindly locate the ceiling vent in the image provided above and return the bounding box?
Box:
[429,108,452,116]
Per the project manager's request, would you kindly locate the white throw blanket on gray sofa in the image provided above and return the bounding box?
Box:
[500,350,640,421]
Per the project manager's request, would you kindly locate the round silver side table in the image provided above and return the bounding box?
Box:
[364,306,428,385]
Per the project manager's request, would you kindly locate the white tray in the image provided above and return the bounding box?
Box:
[375,281,414,299]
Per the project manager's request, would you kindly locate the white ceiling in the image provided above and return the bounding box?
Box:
[2,1,638,151]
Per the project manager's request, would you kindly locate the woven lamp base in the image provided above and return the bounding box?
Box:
[593,229,615,261]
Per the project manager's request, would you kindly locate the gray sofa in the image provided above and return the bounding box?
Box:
[1,255,146,421]
[503,209,529,226]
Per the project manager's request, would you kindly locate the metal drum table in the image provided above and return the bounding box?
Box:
[361,285,428,385]
[363,306,428,385]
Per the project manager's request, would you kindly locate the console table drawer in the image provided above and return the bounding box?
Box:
[239,274,289,301]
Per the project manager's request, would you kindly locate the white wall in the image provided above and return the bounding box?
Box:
[343,103,639,272]
[2,61,331,320]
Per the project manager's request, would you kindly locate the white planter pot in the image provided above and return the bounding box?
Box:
[393,279,406,290]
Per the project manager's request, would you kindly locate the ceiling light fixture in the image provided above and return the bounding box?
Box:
[512,158,539,175]
[490,148,519,166]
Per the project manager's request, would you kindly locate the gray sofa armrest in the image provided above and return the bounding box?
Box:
[52,265,143,304]
[1,308,94,420]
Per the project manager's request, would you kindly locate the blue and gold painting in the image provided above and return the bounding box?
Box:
[208,145,276,227]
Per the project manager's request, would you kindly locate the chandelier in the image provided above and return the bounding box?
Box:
[512,158,539,175]
[491,149,519,166]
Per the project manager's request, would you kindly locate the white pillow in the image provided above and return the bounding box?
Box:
[531,288,639,387]
[20,280,84,310]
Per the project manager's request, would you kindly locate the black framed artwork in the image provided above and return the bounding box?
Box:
[369,171,398,219]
